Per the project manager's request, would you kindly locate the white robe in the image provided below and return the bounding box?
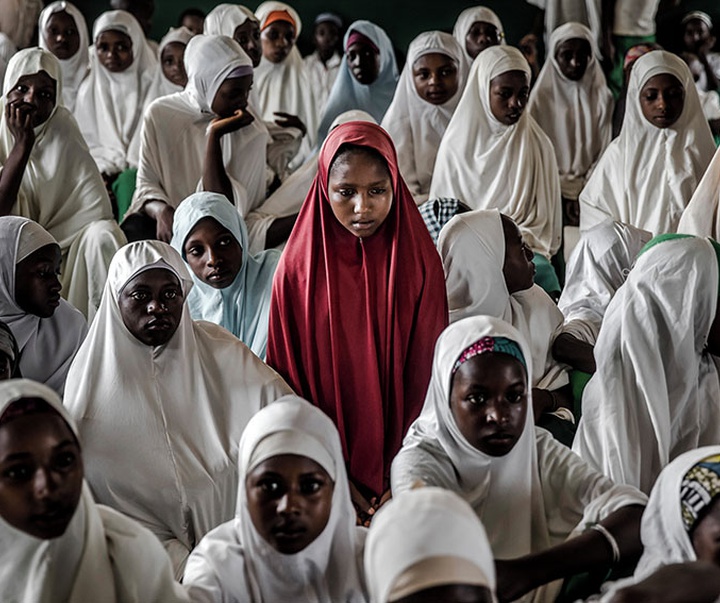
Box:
[678,145,720,239]
[304,50,342,121]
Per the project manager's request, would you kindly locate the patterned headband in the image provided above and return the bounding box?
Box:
[680,455,720,532]
[452,336,526,374]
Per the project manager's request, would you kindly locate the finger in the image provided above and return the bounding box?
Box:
[274,111,291,118]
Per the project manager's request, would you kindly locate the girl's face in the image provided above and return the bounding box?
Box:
[95,30,134,72]
[639,73,685,129]
[501,216,535,294]
[234,20,262,68]
[465,21,500,59]
[118,267,184,346]
[211,74,252,118]
[260,21,295,64]
[412,52,459,105]
[6,71,57,127]
[161,42,187,88]
[489,70,529,126]
[692,496,720,567]
[314,22,340,58]
[684,18,712,53]
[183,217,243,290]
[396,584,493,603]
[327,148,393,238]
[14,243,62,319]
[554,38,591,81]
[450,352,528,457]
[246,453,334,554]
[181,14,204,36]
[44,11,81,60]
[0,404,83,539]
[347,41,380,85]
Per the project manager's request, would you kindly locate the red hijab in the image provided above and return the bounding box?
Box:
[266,122,448,497]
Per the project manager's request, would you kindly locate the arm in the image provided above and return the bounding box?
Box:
[552,332,596,374]
[0,102,35,216]
[532,383,573,419]
[274,112,306,138]
[143,199,175,243]
[610,561,720,603]
[698,40,720,92]
[264,213,298,249]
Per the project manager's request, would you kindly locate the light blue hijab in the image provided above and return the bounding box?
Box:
[317,20,399,140]
[171,192,280,359]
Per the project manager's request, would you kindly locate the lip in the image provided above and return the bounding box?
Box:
[272,523,307,540]
[48,294,61,308]
[206,269,233,286]
[145,319,172,331]
[426,90,449,102]
[652,115,673,126]
[506,113,521,123]
[482,432,516,445]
[351,220,375,233]
[32,506,73,531]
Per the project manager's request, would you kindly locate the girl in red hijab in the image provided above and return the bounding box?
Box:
[266,121,448,520]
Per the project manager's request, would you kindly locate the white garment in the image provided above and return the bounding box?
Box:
[381,31,467,204]
[452,6,505,68]
[0,379,190,603]
[613,0,660,37]
[64,241,292,576]
[150,26,194,99]
[365,487,496,603]
[0,32,17,87]
[75,10,159,174]
[438,209,568,391]
[0,217,87,395]
[573,237,720,494]
[559,220,651,345]
[529,22,613,200]
[38,2,89,113]
[183,396,368,603]
[391,315,647,603]
[0,48,125,320]
[304,50,342,121]
[580,50,715,236]
[204,3,256,37]
[526,0,602,54]
[429,46,562,259]
[0,0,42,48]
[679,146,720,238]
[699,88,720,121]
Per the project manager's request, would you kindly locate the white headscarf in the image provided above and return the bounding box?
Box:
[365,487,496,603]
[150,26,194,98]
[429,46,562,259]
[63,240,292,575]
[559,220,651,345]
[452,5,505,67]
[528,22,613,200]
[38,1,89,112]
[0,379,190,603]
[573,236,720,494]
[183,395,368,603]
[678,146,720,239]
[0,217,87,395]
[579,50,715,235]
[381,31,467,204]
[204,3,257,37]
[527,0,603,54]
[75,10,159,174]
[438,209,567,391]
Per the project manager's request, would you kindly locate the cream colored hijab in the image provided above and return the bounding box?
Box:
[452,6,505,66]
[678,146,720,239]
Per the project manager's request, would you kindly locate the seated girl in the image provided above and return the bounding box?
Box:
[365,487,495,603]
[38,1,89,113]
[170,192,279,359]
[0,379,189,602]
[452,6,505,65]
[381,31,466,204]
[0,320,19,380]
[0,48,125,320]
[429,45,563,297]
[204,4,261,67]
[64,240,292,576]
[438,209,573,432]
[681,11,720,93]
[184,395,368,602]
[266,121,448,523]
[573,235,720,494]
[318,20,398,140]
[0,217,87,395]
[154,26,193,98]
[580,50,715,236]
[392,315,647,603]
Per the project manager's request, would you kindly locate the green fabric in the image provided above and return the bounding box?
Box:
[112,168,138,223]
[609,34,657,99]
[570,370,592,419]
[532,253,561,298]
[638,233,695,258]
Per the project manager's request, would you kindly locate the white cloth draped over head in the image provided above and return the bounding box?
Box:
[0,217,87,395]
[38,1,89,112]
[391,315,647,602]
[318,20,399,140]
[0,379,190,603]
[131,34,270,227]
[381,31,467,204]
[63,240,292,576]
[579,50,715,235]
[429,45,562,259]
[75,9,159,174]
[573,236,720,495]
[365,487,495,603]
[204,3,257,37]
[528,22,613,200]
[183,395,368,603]
[678,146,720,239]
[0,48,125,320]
[559,220,651,345]
[150,26,194,98]
[526,0,603,54]
[438,209,568,391]
[170,192,280,359]
[452,5,505,67]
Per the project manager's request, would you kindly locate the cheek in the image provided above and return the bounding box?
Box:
[0,485,28,527]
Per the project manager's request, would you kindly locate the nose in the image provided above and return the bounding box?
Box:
[147,297,168,315]
[277,490,301,515]
[277,36,289,49]
[485,400,509,425]
[428,72,439,86]
[353,193,371,215]
[656,95,667,110]
[33,467,57,499]
[206,248,221,267]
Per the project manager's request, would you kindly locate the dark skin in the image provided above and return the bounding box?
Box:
[706,301,720,356]
[395,584,493,603]
[44,11,81,60]
[261,20,295,64]
[347,41,380,85]
[95,30,134,73]
[234,20,261,68]
[609,561,720,603]
[683,53,720,134]
[489,71,529,126]
[181,14,204,36]
[683,18,720,93]
[14,244,62,319]
[160,42,187,88]
[555,38,592,81]
[183,217,243,289]
[314,21,341,64]
[552,332,596,374]
[0,356,11,380]
[465,21,500,59]
[412,53,459,105]
[639,74,685,129]
[693,496,720,566]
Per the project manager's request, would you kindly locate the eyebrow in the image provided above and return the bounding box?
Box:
[0,439,76,463]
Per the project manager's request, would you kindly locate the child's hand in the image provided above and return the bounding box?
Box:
[209,109,255,137]
[274,112,307,137]
[155,204,175,243]
[6,101,35,148]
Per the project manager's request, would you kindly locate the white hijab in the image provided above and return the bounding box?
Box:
[429,46,562,259]
[0,379,189,603]
[381,31,467,204]
[184,395,368,603]
[558,220,651,345]
[151,26,194,98]
[573,236,720,494]
[75,9,159,174]
[204,3,257,37]
[678,146,720,239]
[63,240,292,574]
[579,50,715,235]
[38,1,89,112]
[529,22,613,200]
[365,487,496,603]
[452,6,505,67]
[438,209,567,391]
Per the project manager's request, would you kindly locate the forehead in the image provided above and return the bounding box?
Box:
[161,42,185,58]
[470,20,498,33]
[46,11,77,28]
[490,70,529,88]
[556,37,591,54]
[250,453,328,476]
[217,74,253,93]
[0,411,74,451]
[315,21,339,34]
[97,29,132,44]
[641,72,683,90]
[685,19,710,33]
[413,52,456,70]
[235,20,258,34]
[124,267,180,289]
[265,21,294,35]
[347,41,377,55]
[20,243,61,265]
[454,351,527,384]
[13,71,56,90]
[329,148,390,179]
[186,216,235,243]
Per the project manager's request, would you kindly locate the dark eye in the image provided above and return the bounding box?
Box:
[15,84,28,93]
[258,477,280,494]
[186,245,203,257]
[506,391,524,404]
[54,451,77,470]
[164,289,178,300]
[218,236,234,247]
[337,188,354,198]
[466,392,486,405]
[300,476,327,495]
[370,187,387,195]
[3,464,32,482]
[130,291,149,301]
